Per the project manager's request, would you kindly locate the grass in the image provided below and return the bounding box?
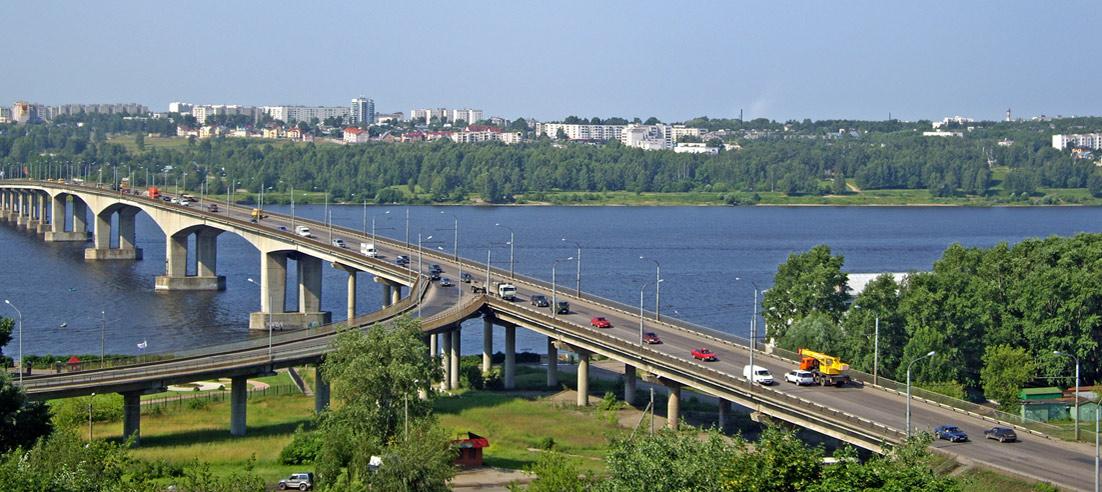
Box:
[956,468,1061,492]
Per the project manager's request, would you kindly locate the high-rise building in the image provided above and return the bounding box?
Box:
[350,96,375,125]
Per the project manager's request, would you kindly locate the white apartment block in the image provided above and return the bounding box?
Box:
[261,105,349,123]
[350,96,374,125]
[45,103,148,118]
[1053,133,1102,150]
[374,112,404,124]
[411,108,447,122]
[674,142,718,154]
[448,129,523,144]
[169,102,193,113]
[622,123,671,150]
[536,123,627,141]
[192,105,259,124]
[670,125,703,141]
[932,116,975,129]
[449,109,482,124]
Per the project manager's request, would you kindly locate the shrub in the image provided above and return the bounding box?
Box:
[279,424,323,465]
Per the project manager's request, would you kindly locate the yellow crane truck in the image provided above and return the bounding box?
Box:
[798,348,852,387]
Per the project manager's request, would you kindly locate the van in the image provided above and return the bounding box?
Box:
[743,365,774,385]
[295,226,313,238]
[360,243,378,257]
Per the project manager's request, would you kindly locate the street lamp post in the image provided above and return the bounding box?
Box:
[561,238,581,296]
[4,299,22,384]
[245,278,273,361]
[441,212,461,304]
[552,257,574,318]
[854,305,881,386]
[1055,351,1081,441]
[371,210,390,256]
[417,232,432,318]
[100,310,106,369]
[496,224,515,279]
[88,393,95,441]
[640,280,663,345]
[906,351,937,439]
[639,256,660,321]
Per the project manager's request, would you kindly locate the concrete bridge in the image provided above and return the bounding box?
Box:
[0,179,1095,491]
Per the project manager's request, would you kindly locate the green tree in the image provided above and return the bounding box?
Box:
[980,345,1036,414]
[831,171,846,195]
[843,275,906,377]
[762,245,849,342]
[0,316,12,359]
[600,430,738,492]
[507,451,597,492]
[134,132,145,151]
[776,313,844,355]
[0,369,52,454]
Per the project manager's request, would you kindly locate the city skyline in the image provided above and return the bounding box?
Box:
[1,2,1098,123]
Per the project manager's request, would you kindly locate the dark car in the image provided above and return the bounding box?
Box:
[429,264,443,274]
[277,226,289,232]
[440,277,452,287]
[460,272,473,283]
[428,271,441,280]
[554,300,569,314]
[934,425,968,442]
[983,426,1017,443]
[642,332,661,344]
[530,294,550,307]
[395,257,409,266]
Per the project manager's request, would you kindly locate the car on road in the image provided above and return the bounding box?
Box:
[590,316,611,328]
[179,200,190,207]
[207,204,219,212]
[554,300,569,314]
[429,264,443,274]
[983,426,1017,443]
[428,270,441,280]
[460,272,473,283]
[642,332,661,344]
[277,226,288,232]
[278,472,314,490]
[440,277,452,287]
[395,255,409,265]
[331,239,347,248]
[530,294,550,307]
[691,348,717,361]
[784,370,815,386]
[934,425,968,442]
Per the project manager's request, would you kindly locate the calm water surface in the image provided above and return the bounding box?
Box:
[1,205,1099,358]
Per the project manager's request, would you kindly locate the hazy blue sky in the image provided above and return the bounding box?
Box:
[2,1,1097,123]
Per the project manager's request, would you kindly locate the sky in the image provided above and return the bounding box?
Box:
[2,1,1098,124]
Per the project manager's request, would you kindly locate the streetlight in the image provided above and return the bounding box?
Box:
[485,243,506,294]
[441,211,461,304]
[88,393,95,441]
[552,257,574,318]
[1055,351,1081,441]
[417,232,433,318]
[100,310,106,369]
[495,224,515,279]
[906,350,936,439]
[640,280,663,345]
[245,278,273,361]
[639,256,661,321]
[561,238,582,296]
[4,299,22,384]
[854,305,881,386]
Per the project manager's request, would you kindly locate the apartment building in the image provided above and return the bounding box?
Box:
[1053,133,1102,150]
[350,96,374,125]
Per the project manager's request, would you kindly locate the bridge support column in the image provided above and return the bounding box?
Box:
[624,365,636,406]
[450,328,461,390]
[382,283,392,307]
[45,195,82,241]
[504,324,516,390]
[85,209,142,260]
[332,263,358,321]
[440,330,452,390]
[314,368,330,414]
[576,348,591,407]
[250,252,287,330]
[122,391,142,447]
[429,332,438,359]
[34,193,48,232]
[718,399,731,431]
[16,193,31,227]
[230,376,248,436]
[391,284,402,305]
[665,380,681,430]
[25,194,40,230]
[482,317,493,373]
[547,336,558,388]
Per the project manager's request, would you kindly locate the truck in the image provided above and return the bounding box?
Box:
[295,226,313,238]
[251,208,268,221]
[743,364,774,385]
[798,348,852,387]
[360,242,378,257]
[497,282,517,300]
[148,187,161,199]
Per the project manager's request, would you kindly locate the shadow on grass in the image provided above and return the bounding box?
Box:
[115,420,310,448]
[483,456,533,471]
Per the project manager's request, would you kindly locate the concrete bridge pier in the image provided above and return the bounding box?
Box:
[504,324,516,390]
[86,208,142,260]
[440,330,453,390]
[718,399,732,431]
[664,379,682,430]
[296,255,331,327]
[546,336,558,388]
[156,229,225,290]
[230,375,248,436]
[624,365,636,405]
[49,198,89,241]
[482,317,493,373]
[575,347,591,407]
[121,391,143,447]
[251,252,288,330]
[450,328,461,390]
[374,277,403,308]
[16,192,31,227]
[315,368,330,414]
[332,263,359,321]
[36,193,51,233]
[30,193,45,232]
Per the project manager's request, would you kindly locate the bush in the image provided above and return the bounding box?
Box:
[279,424,323,465]
[535,437,555,450]
[130,458,185,481]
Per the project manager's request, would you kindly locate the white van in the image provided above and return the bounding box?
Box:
[295,226,313,238]
[360,242,378,257]
[743,365,774,385]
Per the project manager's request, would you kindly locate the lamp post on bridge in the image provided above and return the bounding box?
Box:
[561,238,581,297]
[495,224,515,279]
[906,351,936,439]
[100,310,106,369]
[441,211,461,304]
[1055,351,1081,441]
[854,305,881,386]
[639,256,660,321]
[552,257,574,319]
[4,299,23,385]
[417,232,433,318]
[245,278,273,361]
[640,279,663,345]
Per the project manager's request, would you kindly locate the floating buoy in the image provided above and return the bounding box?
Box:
[60,323,67,327]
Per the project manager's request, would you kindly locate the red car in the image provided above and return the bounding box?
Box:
[590,316,612,328]
[642,332,661,344]
[691,348,717,361]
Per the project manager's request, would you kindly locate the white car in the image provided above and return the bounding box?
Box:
[784,370,815,386]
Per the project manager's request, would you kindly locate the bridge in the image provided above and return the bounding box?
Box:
[0,180,1096,491]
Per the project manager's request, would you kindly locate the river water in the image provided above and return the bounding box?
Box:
[1,205,1099,359]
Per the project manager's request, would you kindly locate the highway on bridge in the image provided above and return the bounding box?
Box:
[4,181,1097,491]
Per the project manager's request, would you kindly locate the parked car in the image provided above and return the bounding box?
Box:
[554,300,569,314]
[934,425,968,442]
[530,294,550,307]
[331,239,347,248]
[983,426,1017,443]
[691,348,717,361]
[784,370,815,385]
[642,332,661,344]
[460,272,473,283]
[590,316,611,328]
[278,472,314,490]
[429,264,443,274]
[440,277,452,287]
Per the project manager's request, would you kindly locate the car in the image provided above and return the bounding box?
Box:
[429,264,443,274]
[428,271,441,280]
[460,272,473,283]
[530,294,550,307]
[207,204,219,212]
[691,348,717,361]
[642,332,661,344]
[440,277,453,287]
[934,425,968,442]
[784,370,815,385]
[277,226,289,232]
[590,316,611,328]
[169,197,178,204]
[395,256,409,266]
[178,200,190,207]
[554,300,569,314]
[331,239,347,248]
[983,426,1017,443]
[278,472,314,490]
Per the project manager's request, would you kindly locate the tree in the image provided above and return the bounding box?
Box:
[134,132,145,151]
[831,171,846,195]
[507,451,597,492]
[0,369,52,454]
[762,245,849,342]
[776,313,844,355]
[0,316,12,360]
[601,429,739,492]
[980,345,1036,414]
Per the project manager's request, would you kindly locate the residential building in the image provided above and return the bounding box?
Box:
[449,108,482,124]
[11,102,33,124]
[932,116,975,129]
[168,102,193,114]
[622,123,672,150]
[673,142,718,154]
[350,96,375,125]
[342,127,369,144]
[374,112,404,124]
[536,122,626,141]
[670,125,703,142]
[410,108,447,122]
[1053,133,1102,150]
[262,105,349,124]
[922,130,964,137]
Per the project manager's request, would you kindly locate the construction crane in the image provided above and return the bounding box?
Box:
[798,348,852,387]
